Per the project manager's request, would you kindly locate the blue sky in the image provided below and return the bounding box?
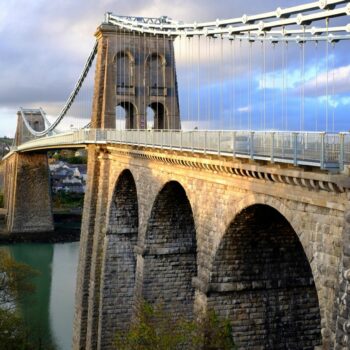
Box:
[0,0,349,136]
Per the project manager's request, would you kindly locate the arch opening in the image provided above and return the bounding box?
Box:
[142,181,197,318]
[208,204,321,349]
[147,102,166,130]
[99,170,139,346]
[147,53,165,96]
[116,51,134,95]
[116,102,137,130]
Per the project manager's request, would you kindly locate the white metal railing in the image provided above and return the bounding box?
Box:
[10,129,350,170]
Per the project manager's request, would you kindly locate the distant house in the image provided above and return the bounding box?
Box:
[50,161,87,194]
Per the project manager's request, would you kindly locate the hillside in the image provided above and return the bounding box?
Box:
[0,137,13,157]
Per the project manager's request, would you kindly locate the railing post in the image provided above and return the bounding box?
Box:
[320,132,325,169]
[271,132,275,163]
[293,132,298,166]
[191,131,194,153]
[218,131,221,155]
[138,129,140,146]
[170,130,173,150]
[339,132,345,171]
[152,130,155,148]
[161,130,163,149]
[180,131,183,151]
[232,131,236,157]
[204,131,207,154]
[250,131,254,159]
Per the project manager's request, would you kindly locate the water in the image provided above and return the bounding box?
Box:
[2,242,79,350]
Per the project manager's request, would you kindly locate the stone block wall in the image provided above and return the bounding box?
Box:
[74,144,349,349]
[334,192,350,349]
[3,152,53,233]
[207,204,321,349]
[138,181,197,318]
[97,170,138,349]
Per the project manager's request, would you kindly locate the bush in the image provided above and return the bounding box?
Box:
[0,249,40,349]
[115,301,235,350]
[52,191,84,209]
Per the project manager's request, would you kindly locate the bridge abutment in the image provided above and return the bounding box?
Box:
[3,152,53,233]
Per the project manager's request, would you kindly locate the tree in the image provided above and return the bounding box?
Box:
[115,301,236,350]
[0,250,37,309]
[0,249,39,349]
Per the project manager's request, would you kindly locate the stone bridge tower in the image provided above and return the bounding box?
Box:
[4,108,54,233]
[14,109,46,146]
[91,22,180,130]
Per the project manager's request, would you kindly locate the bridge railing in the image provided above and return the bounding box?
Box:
[12,129,350,170]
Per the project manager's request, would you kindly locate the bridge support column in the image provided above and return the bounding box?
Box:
[4,152,53,233]
[334,196,350,348]
[73,145,112,350]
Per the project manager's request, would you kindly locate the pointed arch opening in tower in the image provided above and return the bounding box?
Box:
[147,102,166,130]
[147,53,166,97]
[116,51,134,95]
[116,102,137,130]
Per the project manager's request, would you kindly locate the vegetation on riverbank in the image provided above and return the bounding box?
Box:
[50,151,87,165]
[52,191,84,210]
[115,301,236,350]
[0,249,40,349]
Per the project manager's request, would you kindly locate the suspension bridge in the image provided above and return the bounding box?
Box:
[6,0,350,170]
[2,1,350,349]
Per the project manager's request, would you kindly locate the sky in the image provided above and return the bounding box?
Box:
[0,0,349,136]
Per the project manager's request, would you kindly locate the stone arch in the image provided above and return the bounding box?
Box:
[145,53,166,97]
[116,101,137,129]
[207,200,322,349]
[115,50,134,90]
[147,102,167,129]
[98,169,139,348]
[141,181,197,318]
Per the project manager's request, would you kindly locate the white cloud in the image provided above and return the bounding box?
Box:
[304,65,350,96]
[237,106,251,113]
[0,0,348,136]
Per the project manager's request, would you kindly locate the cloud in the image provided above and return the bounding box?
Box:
[0,0,349,136]
[237,106,251,113]
[304,64,350,97]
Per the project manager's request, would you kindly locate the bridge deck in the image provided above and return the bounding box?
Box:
[8,129,350,171]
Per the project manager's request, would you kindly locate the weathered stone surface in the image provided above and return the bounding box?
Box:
[207,205,321,349]
[90,24,180,130]
[73,143,349,350]
[3,151,53,233]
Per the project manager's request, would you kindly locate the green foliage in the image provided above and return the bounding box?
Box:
[0,137,13,146]
[51,153,87,164]
[0,249,41,349]
[52,191,84,209]
[115,301,236,350]
[0,250,37,310]
[0,308,33,349]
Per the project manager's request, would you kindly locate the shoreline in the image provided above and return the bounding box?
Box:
[0,212,81,244]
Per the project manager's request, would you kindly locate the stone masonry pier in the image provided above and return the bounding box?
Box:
[73,143,350,349]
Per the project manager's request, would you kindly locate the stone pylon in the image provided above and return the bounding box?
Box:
[90,23,180,130]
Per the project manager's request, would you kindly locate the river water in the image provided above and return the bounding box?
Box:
[2,242,79,350]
